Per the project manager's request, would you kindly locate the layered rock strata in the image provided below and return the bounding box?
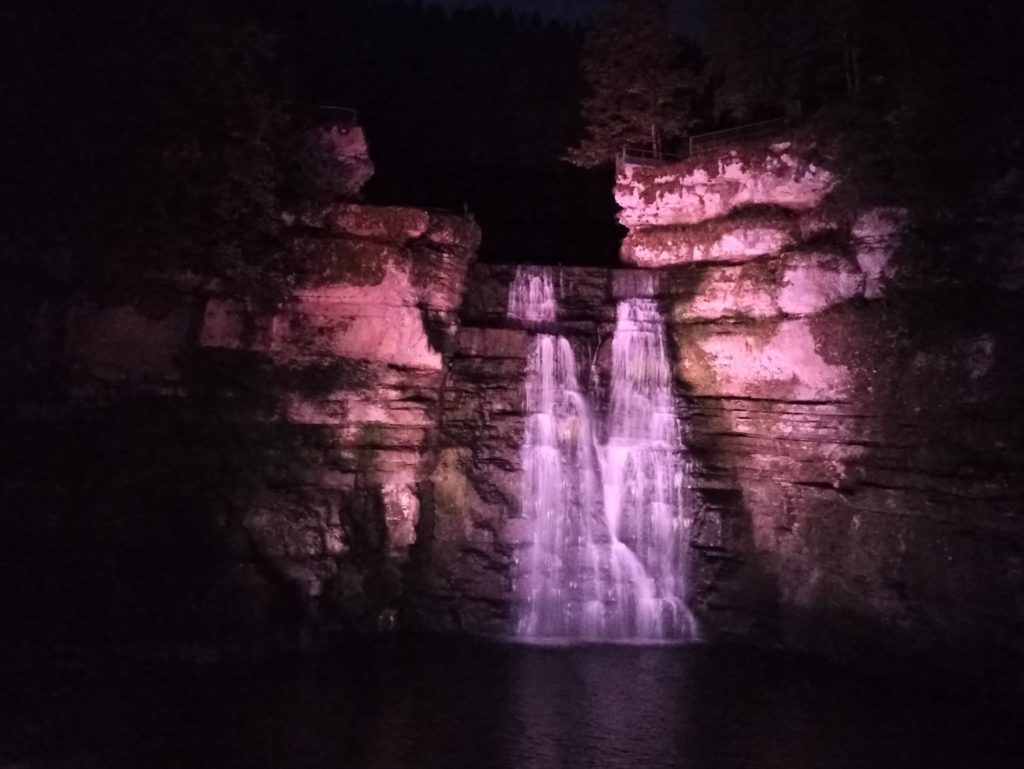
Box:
[614,137,1024,685]
[7,126,1023,688]
[4,201,479,650]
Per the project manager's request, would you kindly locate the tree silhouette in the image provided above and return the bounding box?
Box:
[566,0,694,167]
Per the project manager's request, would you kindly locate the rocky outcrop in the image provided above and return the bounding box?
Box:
[202,204,476,576]
[616,139,835,229]
[8,118,1023,689]
[196,204,478,636]
[6,199,479,651]
[616,137,1024,686]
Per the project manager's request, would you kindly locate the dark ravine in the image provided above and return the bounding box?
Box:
[3,128,1023,692]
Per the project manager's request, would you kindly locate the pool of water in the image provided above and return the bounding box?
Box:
[1,641,1020,768]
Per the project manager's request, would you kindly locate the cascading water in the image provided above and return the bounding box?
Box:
[510,267,697,643]
[601,278,698,639]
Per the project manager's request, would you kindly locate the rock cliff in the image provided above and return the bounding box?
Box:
[195,203,479,630]
[6,124,1023,687]
[408,134,1024,686]
[3,199,479,653]
[614,136,1024,685]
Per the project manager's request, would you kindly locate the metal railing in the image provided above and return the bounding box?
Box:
[688,117,788,155]
[619,116,792,167]
[618,146,684,166]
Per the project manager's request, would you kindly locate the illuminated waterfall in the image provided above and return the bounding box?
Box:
[510,267,697,642]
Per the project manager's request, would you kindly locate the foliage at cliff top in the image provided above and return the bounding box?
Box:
[566,0,696,168]
[701,0,1024,334]
[704,0,1024,219]
[704,0,863,119]
[5,0,1021,280]
[3,0,611,274]
[2,4,299,291]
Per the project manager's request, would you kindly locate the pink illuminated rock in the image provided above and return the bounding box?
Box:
[676,319,850,401]
[285,205,480,255]
[278,269,444,369]
[616,142,835,228]
[671,262,781,321]
[330,204,429,242]
[778,252,864,315]
[622,223,795,266]
[199,261,455,370]
[672,253,866,321]
[289,203,430,243]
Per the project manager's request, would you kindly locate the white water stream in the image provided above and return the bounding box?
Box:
[510,267,697,642]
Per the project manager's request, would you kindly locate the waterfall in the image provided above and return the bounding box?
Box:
[601,287,698,640]
[511,267,697,643]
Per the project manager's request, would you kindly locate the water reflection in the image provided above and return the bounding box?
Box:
[1,642,1020,769]
[512,647,691,769]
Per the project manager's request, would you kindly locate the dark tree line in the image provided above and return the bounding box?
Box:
[4,0,1021,278]
[286,0,620,265]
[2,0,621,275]
[567,0,698,167]
[702,0,1024,336]
[3,1,297,287]
[703,0,1024,214]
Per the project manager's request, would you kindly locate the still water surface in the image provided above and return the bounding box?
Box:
[2,641,1020,768]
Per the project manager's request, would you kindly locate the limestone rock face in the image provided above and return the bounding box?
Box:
[615,134,1024,687]
[667,252,864,322]
[676,318,851,402]
[615,139,835,229]
[26,202,479,646]
[623,222,796,267]
[420,267,536,632]
[192,204,477,630]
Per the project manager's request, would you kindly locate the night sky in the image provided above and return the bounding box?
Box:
[428,0,701,29]
[428,0,606,20]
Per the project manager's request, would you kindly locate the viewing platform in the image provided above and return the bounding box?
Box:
[619,117,791,167]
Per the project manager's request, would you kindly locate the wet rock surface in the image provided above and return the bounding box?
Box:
[616,138,1024,686]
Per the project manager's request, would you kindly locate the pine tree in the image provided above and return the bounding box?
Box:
[566,0,693,168]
